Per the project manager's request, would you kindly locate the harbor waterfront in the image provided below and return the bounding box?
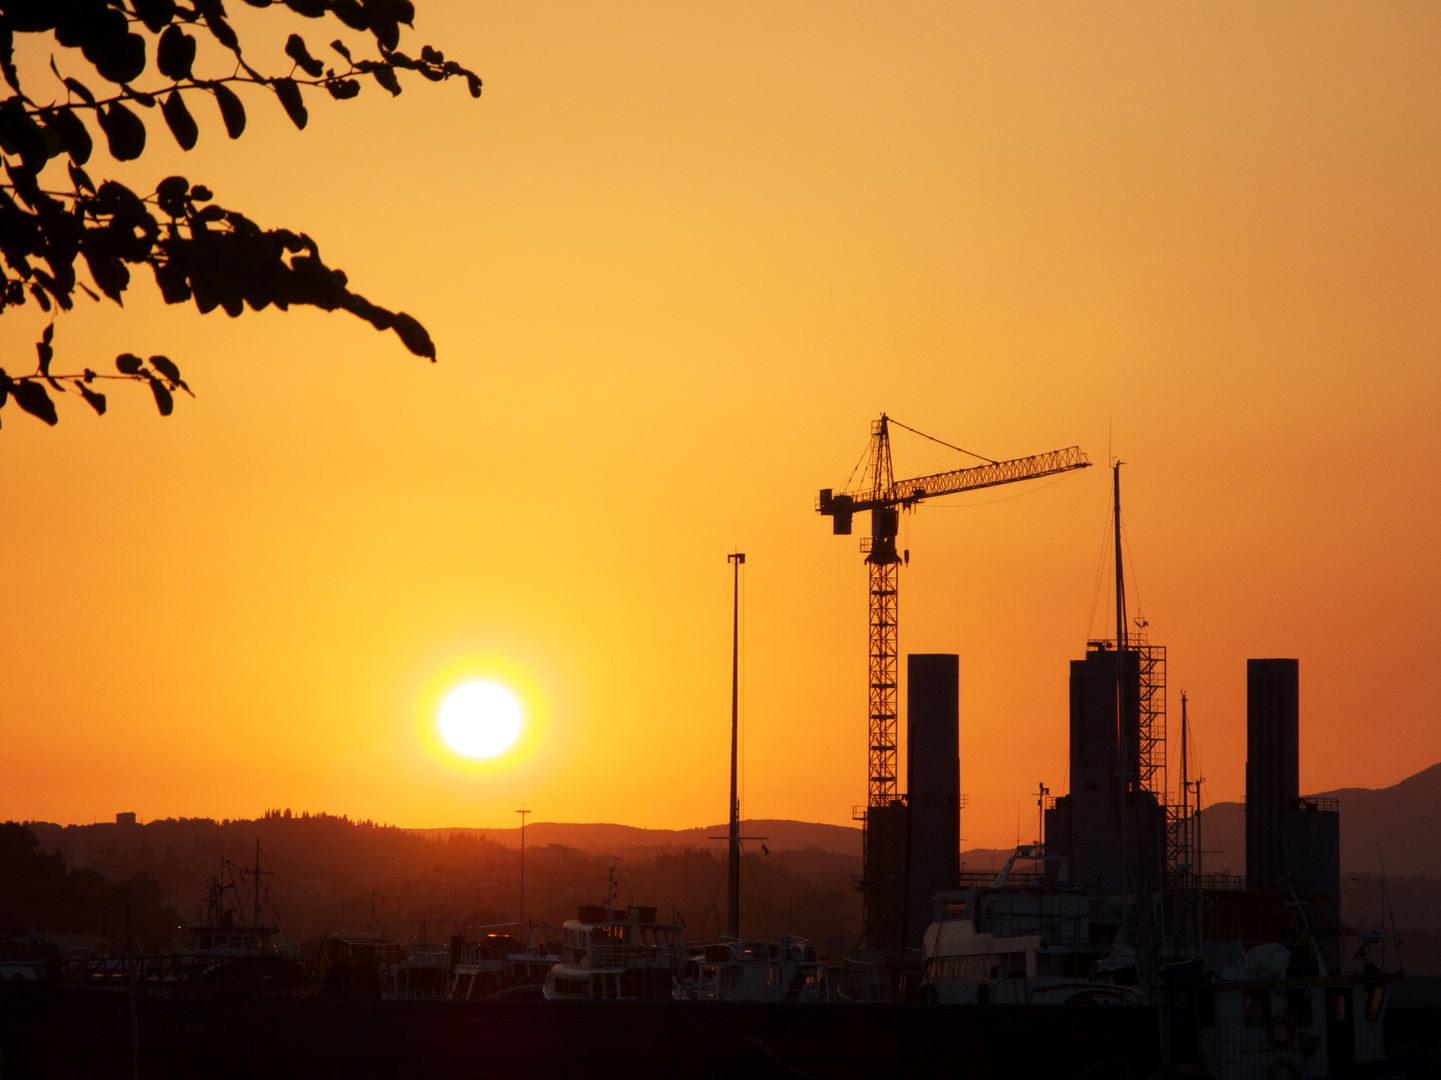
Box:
[0,981,1163,1079]
[5,979,1440,1079]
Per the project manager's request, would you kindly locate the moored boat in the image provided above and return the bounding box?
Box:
[672,936,829,1002]
[543,903,683,1001]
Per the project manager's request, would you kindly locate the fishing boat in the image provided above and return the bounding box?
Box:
[68,840,305,995]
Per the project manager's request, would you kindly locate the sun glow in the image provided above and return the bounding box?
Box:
[438,682,523,758]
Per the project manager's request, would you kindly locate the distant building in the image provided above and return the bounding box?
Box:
[115,812,137,826]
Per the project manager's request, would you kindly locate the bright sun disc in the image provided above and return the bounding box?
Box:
[438,682,522,758]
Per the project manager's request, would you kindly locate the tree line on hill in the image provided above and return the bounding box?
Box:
[16,807,1441,972]
[0,822,182,950]
[20,812,861,954]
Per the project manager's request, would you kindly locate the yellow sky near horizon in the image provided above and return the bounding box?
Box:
[2,2,1439,848]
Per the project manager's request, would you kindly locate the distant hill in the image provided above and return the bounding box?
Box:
[1192,762,1441,878]
[411,819,863,858]
[21,813,864,948]
[413,762,1441,873]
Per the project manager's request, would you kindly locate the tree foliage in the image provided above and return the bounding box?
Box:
[0,0,481,426]
[0,822,182,947]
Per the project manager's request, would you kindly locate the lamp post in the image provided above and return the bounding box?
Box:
[517,807,531,940]
[726,552,744,938]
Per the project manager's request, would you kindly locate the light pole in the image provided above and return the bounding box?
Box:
[517,808,531,939]
[726,552,744,938]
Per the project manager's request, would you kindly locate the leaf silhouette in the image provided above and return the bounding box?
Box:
[11,380,58,425]
[148,376,174,416]
[84,253,130,304]
[161,91,199,151]
[155,174,190,217]
[331,1,369,32]
[148,355,182,386]
[371,64,401,96]
[212,84,246,139]
[133,0,179,34]
[86,26,147,85]
[68,160,95,193]
[75,380,107,415]
[272,78,308,129]
[157,26,198,82]
[115,353,145,375]
[285,35,326,78]
[63,77,96,106]
[202,12,240,53]
[97,102,146,161]
[47,107,92,165]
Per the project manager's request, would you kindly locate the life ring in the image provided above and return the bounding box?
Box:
[1267,1058,1301,1080]
[1267,1012,1299,1048]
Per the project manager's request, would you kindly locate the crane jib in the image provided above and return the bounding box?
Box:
[818,446,1090,515]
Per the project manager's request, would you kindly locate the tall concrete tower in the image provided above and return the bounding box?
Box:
[903,654,960,949]
[1245,658,1301,891]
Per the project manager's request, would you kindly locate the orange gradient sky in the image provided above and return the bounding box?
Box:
[3,3,1439,848]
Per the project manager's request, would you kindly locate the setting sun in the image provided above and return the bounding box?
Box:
[438,682,523,759]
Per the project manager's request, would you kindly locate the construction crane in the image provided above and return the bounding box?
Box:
[816,414,1090,812]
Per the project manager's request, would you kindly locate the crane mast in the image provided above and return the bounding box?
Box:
[818,414,1090,810]
[817,414,1089,946]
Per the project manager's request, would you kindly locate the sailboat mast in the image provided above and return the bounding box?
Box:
[255,838,262,929]
[1180,692,1189,881]
[1114,464,1129,942]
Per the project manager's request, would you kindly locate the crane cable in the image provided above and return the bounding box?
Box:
[838,416,997,495]
[885,417,998,465]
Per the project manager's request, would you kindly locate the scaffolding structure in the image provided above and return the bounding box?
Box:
[1133,627,1166,797]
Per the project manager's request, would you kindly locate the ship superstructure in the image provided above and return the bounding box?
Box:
[543,903,684,1001]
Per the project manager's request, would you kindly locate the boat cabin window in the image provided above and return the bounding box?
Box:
[1242,988,1272,1028]
[1284,988,1313,1027]
[593,925,627,947]
[942,900,967,920]
[1364,984,1385,1023]
[1327,988,1352,1024]
[1196,989,1215,1028]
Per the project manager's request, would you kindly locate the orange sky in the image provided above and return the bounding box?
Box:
[3,2,1439,849]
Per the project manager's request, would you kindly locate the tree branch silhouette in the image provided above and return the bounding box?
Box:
[0,0,481,426]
